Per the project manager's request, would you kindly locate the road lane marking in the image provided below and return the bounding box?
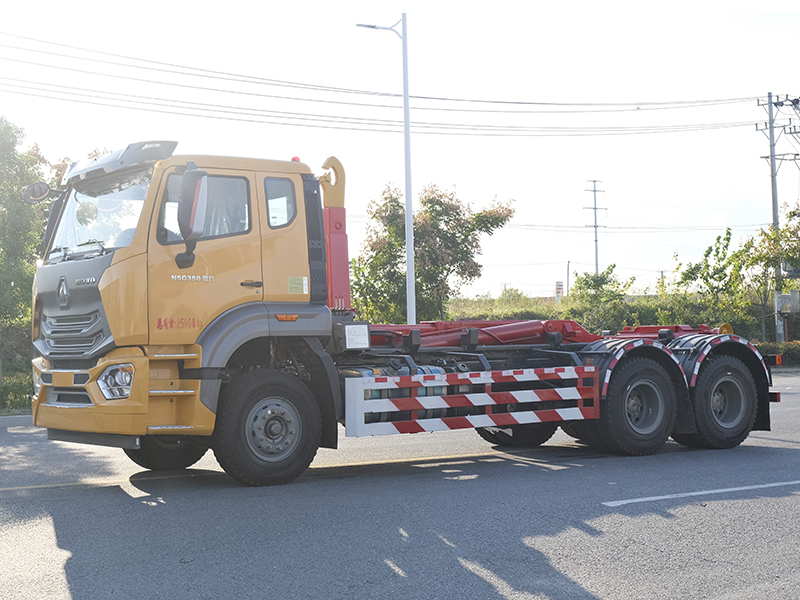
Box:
[309,448,556,471]
[384,559,407,577]
[602,479,800,507]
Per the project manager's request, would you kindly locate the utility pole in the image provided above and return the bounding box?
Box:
[757,94,800,341]
[768,93,780,230]
[758,93,786,340]
[566,260,570,296]
[584,180,606,275]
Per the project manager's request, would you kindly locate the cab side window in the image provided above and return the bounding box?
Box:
[265,177,296,228]
[158,174,250,244]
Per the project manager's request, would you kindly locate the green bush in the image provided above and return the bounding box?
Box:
[448,290,767,340]
[755,341,800,365]
[0,372,32,413]
[448,289,559,322]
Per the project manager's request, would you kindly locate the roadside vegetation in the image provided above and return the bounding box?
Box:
[353,170,800,366]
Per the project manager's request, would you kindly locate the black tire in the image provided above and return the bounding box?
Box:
[123,436,208,471]
[560,422,582,440]
[570,420,615,454]
[686,356,758,449]
[212,369,321,486]
[598,357,677,456]
[670,432,704,448]
[475,427,504,445]
[475,422,558,448]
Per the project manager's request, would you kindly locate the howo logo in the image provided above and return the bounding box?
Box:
[57,277,69,308]
[75,277,97,286]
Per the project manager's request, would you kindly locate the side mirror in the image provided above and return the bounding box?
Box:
[175,162,208,269]
[24,181,52,205]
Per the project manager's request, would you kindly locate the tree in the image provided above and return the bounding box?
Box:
[739,205,800,341]
[0,117,47,377]
[351,184,514,323]
[677,228,751,329]
[563,265,637,334]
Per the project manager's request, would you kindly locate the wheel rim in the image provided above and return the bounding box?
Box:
[624,379,665,435]
[245,397,302,462]
[709,376,746,429]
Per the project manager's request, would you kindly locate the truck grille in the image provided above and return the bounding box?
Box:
[42,312,100,335]
[40,312,105,358]
[34,252,116,369]
[46,388,93,406]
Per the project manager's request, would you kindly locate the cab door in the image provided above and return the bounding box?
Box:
[255,172,312,303]
[148,165,262,345]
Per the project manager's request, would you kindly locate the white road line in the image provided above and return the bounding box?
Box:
[602,480,800,507]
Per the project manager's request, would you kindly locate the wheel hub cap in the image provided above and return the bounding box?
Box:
[709,376,746,428]
[624,380,664,435]
[246,398,301,462]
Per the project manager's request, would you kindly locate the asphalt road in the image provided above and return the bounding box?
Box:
[3,372,800,600]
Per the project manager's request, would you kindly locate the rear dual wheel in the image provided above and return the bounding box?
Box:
[672,356,757,450]
[592,357,677,456]
[477,358,677,456]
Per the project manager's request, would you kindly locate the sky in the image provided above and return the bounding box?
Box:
[2,3,800,299]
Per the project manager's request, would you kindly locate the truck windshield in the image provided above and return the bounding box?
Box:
[48,166,153,261]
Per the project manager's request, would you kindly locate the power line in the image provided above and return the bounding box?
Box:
[0,77,756,135]
[507,222,767,232]
[0,56,761,130]
[0,31,758,112]
[0,81,761,137]
[0,34,767,137]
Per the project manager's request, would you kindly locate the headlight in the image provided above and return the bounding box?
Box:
[32,368,42,396]
[98,364,135,400]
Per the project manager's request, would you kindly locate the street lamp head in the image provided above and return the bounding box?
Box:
[356,23,377,28]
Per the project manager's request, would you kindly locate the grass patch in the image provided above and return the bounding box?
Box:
[0,372,33,415]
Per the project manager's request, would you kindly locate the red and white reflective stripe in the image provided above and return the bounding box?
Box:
[691,334,769,386]
[344,366,598,438]
[690,350,708,386]
[370,365,590,389]
[364,387,593,414]
[600,339,685,396]
[356,407,598,437]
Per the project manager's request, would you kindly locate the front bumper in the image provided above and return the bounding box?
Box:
[32,347,215,443]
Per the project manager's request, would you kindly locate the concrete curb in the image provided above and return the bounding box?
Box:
[771,366,800,374]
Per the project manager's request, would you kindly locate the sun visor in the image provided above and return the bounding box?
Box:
[63,141,178,186]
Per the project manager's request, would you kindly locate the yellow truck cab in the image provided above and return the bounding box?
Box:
[32,141,345,483]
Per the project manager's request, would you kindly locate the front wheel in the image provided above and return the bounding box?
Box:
[213,369,321,486]
[598,357,677,456]
[123,436,208,471]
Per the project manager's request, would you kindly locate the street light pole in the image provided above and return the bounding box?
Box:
[357,14,416,325]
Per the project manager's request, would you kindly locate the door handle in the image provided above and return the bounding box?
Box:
[240,281,263,288]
